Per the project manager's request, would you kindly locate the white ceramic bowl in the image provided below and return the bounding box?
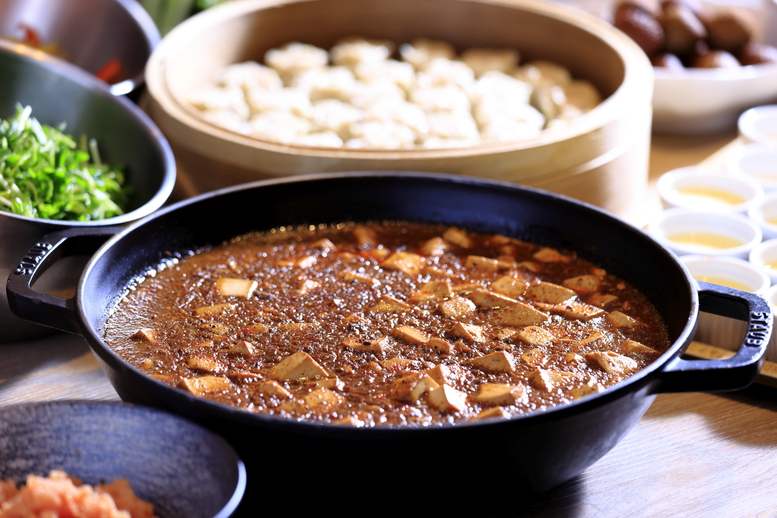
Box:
[587,0,777,134]
[681,254,771,294]
[681,254,771,356]
[648,208,763,259]
[652,65,777,135]
[656,166,763,213]
[738,105,777,146]
[749,238,777,284]
[725,143,777,191]
[747,190,777,240]
[764,282,777,308]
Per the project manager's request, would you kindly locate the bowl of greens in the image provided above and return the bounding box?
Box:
[0,40,175,343]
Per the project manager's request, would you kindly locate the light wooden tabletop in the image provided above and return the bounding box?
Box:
[2,129,776,518]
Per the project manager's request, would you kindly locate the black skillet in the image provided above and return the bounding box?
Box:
[7,172,772,511]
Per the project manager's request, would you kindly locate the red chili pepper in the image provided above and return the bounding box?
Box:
[95,58,123,84]
[17,23,41,47]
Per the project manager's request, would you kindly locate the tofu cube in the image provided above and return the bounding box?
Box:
[179,375,231,395]
[340,270,380,286]
[131,328,156,343]
[343,336,389,353]
[466,289,517,308]
[586,351,639,375]
[426,337,454,354]
[279,322,319,331]
[606,311,642,329]
[303,388,343,412]
[575,331,604,348]
[194,303,234,317]
[451,283,484,295]
[428,385,468,413]
[563,274,602,294]
[467,351,515,373]
[409,281,453,303]
[520,347,547,367]
[380,251,425,276]
[305,377,344,390]
[390,373,440,401]
[424,364,460,385]
[392,325,430,346]
[442,227,473,248]
[620,339,659,355]
[295,255,317,268]
[476,406,510,420]
[525,282,576,304]
[294,278,321,295]
[490,276,528,298]
[529,369,579,392]
[516,326,556,347]
[449,322,487,343]
[187,357,223,373]
[419,236,449,256]
[569,381,604,399]
[532,247,571,263]
[312,238,337,251]
[353,225,377,246]
[370,295,413,312]
[496,302,549,327]
[473,383,528,406]
[381,357,418,370]
[438,296,476,319]
[200,323,230,335]
[494,327,519,340]
[465,255,499,270]
[587,292,619,308]
[246,323,269,334]
[553,300,606,321]
[228,340,257,355]
[216,278,258,298]
[343,313,367,324]
[270,351,329,380]
[258,380,293,399]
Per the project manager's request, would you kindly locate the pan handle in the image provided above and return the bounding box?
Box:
[6,226,122,335]
[653,280,773,393]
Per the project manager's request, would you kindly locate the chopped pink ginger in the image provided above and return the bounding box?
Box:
[0,470,157,518]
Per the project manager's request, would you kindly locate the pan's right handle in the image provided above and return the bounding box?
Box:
[6,226,122,335]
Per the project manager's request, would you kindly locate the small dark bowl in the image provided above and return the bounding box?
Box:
[0,39,175,342]
[0,401,246,518]
[0,0,160,96]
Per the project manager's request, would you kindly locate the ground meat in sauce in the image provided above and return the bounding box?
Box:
[103,222,671,427]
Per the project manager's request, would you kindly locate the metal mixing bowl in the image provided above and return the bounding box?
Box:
[0,0,160,96]
[0,401,246,518]
[0,40,175,343]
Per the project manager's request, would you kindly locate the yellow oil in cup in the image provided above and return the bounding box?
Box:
[667,231,743,250]
[673,186,746,210]
[691,274,753,292]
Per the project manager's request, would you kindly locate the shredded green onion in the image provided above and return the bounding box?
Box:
[0,104,130,221]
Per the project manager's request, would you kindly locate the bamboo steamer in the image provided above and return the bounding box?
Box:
[144,0,653,219]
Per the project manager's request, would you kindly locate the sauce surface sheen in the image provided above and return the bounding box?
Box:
[104,222,671,427]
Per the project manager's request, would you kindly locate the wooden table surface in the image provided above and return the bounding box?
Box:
[3,130,777,518]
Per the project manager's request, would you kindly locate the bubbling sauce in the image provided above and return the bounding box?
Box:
[104,222,671,427]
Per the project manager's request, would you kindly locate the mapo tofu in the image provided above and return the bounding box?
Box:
[104,222,670,427]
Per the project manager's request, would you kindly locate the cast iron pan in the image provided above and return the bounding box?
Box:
[7,172,772,514]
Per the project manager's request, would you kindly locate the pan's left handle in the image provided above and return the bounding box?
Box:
[6,226,122,335]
